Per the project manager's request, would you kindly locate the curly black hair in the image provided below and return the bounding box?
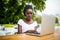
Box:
[23,5,33,16]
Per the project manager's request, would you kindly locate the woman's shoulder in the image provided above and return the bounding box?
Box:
[33,21,38,25]
[33,21,37,23]
[18,19,23,24]
[18,19,22,21]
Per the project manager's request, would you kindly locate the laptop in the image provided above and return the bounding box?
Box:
[25,13,55,36]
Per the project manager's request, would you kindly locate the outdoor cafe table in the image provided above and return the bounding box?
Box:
[0,33,60,40]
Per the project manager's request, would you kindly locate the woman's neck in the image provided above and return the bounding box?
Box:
[24,18,33,24]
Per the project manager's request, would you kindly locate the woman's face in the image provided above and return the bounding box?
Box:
[25,9,33,21]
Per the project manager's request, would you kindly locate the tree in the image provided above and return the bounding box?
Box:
[55,17,59,23]
[0,0,46,24]
[33,15,41,24]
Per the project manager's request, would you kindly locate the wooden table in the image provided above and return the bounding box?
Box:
[0,33,60,40]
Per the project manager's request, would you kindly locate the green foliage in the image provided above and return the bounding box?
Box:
[55,23,60,26]
[33,15,41,24]
[3,24,14,28]
[55,17,59,23]
[0,0,46,24]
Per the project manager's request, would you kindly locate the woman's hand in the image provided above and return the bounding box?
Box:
[24,30,37,33]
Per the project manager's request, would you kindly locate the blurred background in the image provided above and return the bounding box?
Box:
[0,0,60,36]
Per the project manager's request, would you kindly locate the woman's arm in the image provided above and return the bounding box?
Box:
[18,24,22,34]
[24,27,37,33]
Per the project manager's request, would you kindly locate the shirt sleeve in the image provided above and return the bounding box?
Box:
[34,21,38,27]
[17,19,23,26]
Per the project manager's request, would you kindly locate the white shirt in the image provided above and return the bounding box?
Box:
[18,19,37,33]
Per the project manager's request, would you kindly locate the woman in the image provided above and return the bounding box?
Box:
[18,5,38,34]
